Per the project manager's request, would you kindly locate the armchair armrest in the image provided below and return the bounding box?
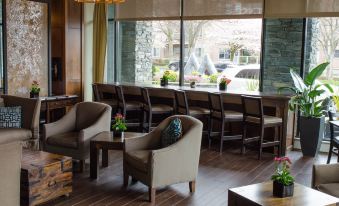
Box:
[312,163,339,188]
[79,107,112,142]
[42,107,77,141]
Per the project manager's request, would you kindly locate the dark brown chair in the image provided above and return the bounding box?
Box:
[241,95,282,160]
[175,90,210,117]
[328,111,339,164]
[140,87,173,133]
[115,85,141,117]
[92,83,117,113]
[208,93,243,154]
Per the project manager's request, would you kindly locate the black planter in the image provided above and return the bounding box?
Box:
[30,92,39,98]
[273,181,294,198]
[113,131,124,138]
[219,83,226,91]
[190,82,196,88]
[160,78,168,86]
[299,116,325,157]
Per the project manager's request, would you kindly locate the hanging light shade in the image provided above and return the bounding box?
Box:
[74,0,125,3]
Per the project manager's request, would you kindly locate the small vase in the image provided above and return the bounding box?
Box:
[160,78,168,87]
[114,131,124,138]
[30,92,39,98]
[273,181,294,198]
[219,83,226,91]
[190,81,196,88]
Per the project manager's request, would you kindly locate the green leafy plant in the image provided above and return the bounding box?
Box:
[30,81,41,94]
[210,73,221,83]
[332,95,339,111]
[279,62,333,118]
[271,157,294,186]
[112,113,127,132]
[162,70,178,82]
[219,76,232,86]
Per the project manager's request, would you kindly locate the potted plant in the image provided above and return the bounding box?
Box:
[271,157,294,198]
[279,62,333,157]
[219,76,231,91]
[160,71,170,86]
[30,81,40,98]
[112,113,127,138]
[185,75,201,88]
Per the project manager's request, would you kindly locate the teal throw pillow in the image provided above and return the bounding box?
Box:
[161,118,182,147]
[0,106,22,128]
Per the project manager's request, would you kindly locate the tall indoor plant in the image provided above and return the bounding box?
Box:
[279,62,333,157]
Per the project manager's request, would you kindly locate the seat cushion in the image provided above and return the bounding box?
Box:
[317,183,339,198]
[46,132,79,149]
[125,150,151,172]
[190,107,210,115]
[99,100,117,107]
[152,104,173,113]
[0,106,22,128]
[161,118,182,147]
[246,115,282,125]
[0,128,32,144]
[125,101,141,110]
[224,110,243,121]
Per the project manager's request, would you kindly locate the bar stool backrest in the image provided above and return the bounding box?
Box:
[140,87,151,111]
[208,93,224,119]
[175,90,189,115]
[241,95,264,122]
[115,85,126,108]
[93,83,116,101]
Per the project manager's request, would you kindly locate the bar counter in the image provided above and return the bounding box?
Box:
[106,83,292,155]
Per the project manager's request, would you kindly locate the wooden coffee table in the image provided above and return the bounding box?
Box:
[90,131,145,179]
[228,181,339,206]
[21,150,72,206]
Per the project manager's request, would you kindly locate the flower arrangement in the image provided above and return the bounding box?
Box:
[219,76,232,90]
[112,113,127,137]
[271,157,295,197]
[30,81,41,94]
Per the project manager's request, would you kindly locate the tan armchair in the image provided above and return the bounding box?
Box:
[0,141,22,206]
[43,102,111,171]
[124,115,203,203]
[312,163,339,197]
[0,95,41,149]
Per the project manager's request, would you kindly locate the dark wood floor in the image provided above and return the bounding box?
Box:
[43,144,331,206]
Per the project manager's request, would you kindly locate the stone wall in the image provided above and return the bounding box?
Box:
[304,18,320,74]
[119,21,153,83]
[262,19,304,92]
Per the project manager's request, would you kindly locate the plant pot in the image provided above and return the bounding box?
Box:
[299,116,325,157]
[30,92,39,98]
[114,131,124,138]
[219,83,226,91]
[160,79,168,87]
[273,181,294,198]
[190,82,196,88]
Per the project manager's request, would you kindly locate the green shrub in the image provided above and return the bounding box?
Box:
[209,73,221,83]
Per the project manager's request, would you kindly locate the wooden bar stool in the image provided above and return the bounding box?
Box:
[140,87,174,132]
[241,95,282,160]
[92,83,117,113]
[327,111,339,164]
[174,90,210,117]
[208,93,243,154]
[115,85,141,118]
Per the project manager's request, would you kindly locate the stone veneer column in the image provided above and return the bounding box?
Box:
[119,21,153,83]
[262,19,304,92]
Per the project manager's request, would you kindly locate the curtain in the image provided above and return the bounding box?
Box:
[265,0,339,18]
[116,0,180,20]
[93,4,107,83]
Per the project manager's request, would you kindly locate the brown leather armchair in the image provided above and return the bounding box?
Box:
[0,95,41,149]
[312,163,339,197]
[42,102,111,171]
[123,115,203,203]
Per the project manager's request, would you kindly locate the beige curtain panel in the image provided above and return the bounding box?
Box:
[183,0,263,20]
[116,0,181,20]
[265,0,339,18]
[93,4,107,83]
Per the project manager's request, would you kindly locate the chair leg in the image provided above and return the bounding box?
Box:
[189,181,196,193]
[219,122,225,154]
[208,118,213,149]
[258,126,264,160]
[79,160,85,173]
[327,143,333,164]
[149,187,156,203]
[241,123,247,155]
[147,111,152,133]
[123,172,129,187]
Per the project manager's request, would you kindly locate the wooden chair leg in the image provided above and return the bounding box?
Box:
[241,123,247,155]
[78,160,85,173]
[327,143,333,164]
[189,181,196,193]
[208,118,213,149]
[147,111,152,133]
[219,122,225,154]
[258,126,264,160]
[149,187,156,203]
[123,172,129,187]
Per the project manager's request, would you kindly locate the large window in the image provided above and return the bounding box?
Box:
[183,19,262,91]
[116,20,180,85]
[106,5,115,83]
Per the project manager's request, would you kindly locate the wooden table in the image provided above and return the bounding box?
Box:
[21,150,72,206]
[228,181,339,206]
[90,131,145,179]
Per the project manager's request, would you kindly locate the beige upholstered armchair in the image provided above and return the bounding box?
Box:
[0,95,41,149]
[43,102,111,172]
[312,163,339,197]
[124,115,203,203]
